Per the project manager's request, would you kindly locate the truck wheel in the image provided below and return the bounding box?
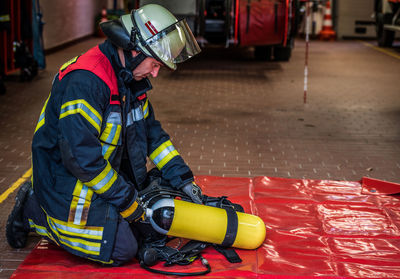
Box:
[254,46,272,61]
[274,46,292,61]
[376,13,394,47]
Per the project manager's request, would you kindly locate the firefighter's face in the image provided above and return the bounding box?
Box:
[118,48,162,81]
[132,56,162,81]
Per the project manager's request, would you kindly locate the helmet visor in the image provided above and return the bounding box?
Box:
[144,19,201,69]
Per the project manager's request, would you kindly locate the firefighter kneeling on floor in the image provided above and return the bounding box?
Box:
[6,4,202,266]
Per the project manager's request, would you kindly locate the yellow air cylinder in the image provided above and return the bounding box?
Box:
[146,198,266,249]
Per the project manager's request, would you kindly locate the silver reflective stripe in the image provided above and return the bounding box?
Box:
[60,237,100,253]
[102,144,111,156]
[74,185,89,225]
[60,102,102,129]
[49,219,100,254]
[105,122,119,143]
[105,112,122,142]
[29,219,49,236]
[100,112,122,158]
[152,145,176,166]
[0,15,10,22]
[143,101,149,118]
[38,112,45,123]
[126,106,144,126]
[51,219,103,238]
[91,168,115,191]
[107,112,121,124]
[101,125,120,156]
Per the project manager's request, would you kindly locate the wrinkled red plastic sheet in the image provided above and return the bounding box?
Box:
[11,176,400,278]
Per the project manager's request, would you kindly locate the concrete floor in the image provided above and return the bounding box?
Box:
[0,37,399,277]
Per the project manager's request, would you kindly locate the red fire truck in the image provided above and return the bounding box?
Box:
[136,0,299,61]
[375,0,400,46]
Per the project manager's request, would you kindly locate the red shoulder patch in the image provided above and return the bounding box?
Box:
[137,93,147,101]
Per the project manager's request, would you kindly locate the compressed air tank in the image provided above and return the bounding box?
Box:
[146,198,266,250]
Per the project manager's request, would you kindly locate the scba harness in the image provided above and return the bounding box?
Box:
[135,169,243,276]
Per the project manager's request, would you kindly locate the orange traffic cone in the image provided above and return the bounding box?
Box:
[319,0,336,41]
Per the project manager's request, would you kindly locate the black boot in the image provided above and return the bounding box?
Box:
[6,181,31,248]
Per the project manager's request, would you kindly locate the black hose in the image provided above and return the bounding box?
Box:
[140,255,211,276]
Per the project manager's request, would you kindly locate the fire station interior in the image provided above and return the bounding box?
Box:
[0,0,400,278]
[201,0,231,43]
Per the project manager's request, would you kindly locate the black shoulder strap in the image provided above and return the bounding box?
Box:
[221,207,238,247]
[214,245,242,263]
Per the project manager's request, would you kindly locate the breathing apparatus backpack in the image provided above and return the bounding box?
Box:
[134,168,244,276]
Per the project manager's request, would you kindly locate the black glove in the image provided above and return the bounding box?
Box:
[182,182,203,204]
[120,198,145,222]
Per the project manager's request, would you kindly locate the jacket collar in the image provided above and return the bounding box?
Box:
[99,40,152,99]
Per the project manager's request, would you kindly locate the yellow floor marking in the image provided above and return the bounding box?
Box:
[0,168,32,203]
[361,41,400,60]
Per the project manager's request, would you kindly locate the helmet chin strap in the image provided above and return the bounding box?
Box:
[124,49,147,72]
[118,49,148,84]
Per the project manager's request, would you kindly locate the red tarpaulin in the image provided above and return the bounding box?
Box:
[11,176,400,278]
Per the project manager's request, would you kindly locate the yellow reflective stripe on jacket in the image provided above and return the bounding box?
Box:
[47,216,102,256]
[87,256,114,265]
[59,99,102,134]
[100,123,121,145]
[100,112,122,160]
[68,112,122,225]
[34,93,51,133]
[60,56,79,71]
[85,162,117,194]
[68,181,84,223]
[100,124,121,160]
[28,219,56,242]
[68,181,94,226]
[51,230,101,255]
[100,112,122,144]
[150,140,180,170]
[47,215,103,240]
[0,14,11,22]
[120,201,139,219]
[143,99,149,119]
[102,143,117,161]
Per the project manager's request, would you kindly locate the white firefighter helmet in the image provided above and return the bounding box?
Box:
[101,4,201,70]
